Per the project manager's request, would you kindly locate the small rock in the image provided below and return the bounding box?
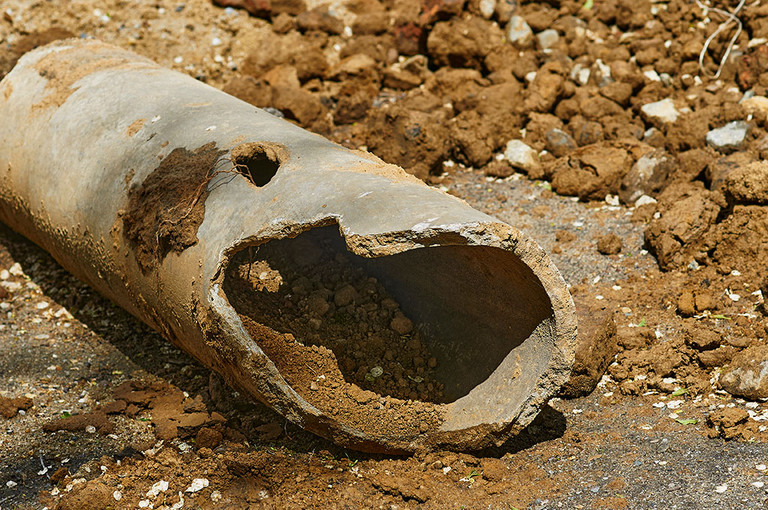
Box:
[503,139,541,175]
[596,234,622,255]
[334,284,358,307]
[296,6,343,35]
[723,161,768,204]
[196,427,223,449]
[545,128,577,158]
[698,346,737,368]
[619,150,674,205]
[720,344,768,399]
[212,0,271,18]
[707,407,749,439]
[185,478,209,493]
[643,127,666,147]
[640,98,679,126]
[307,294,330,316]
[599,81,633,106]
[741,95,768,120]
[478,0,496,18]
[0,395,33,419]
[495,0,517,23]
[559,307,618,398]
[536,29,559,49]
[706,121,749,153]
[255,421,282,440]
[484,159,515,178]
[570,63,590,86]
[677,289,695,317]
[507,16,533,48]
[390,313,413,335]
[635,194,657,207]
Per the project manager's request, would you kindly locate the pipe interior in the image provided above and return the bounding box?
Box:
[222,225,554,407]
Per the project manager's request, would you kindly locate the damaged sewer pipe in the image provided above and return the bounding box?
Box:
[0,40,576,453]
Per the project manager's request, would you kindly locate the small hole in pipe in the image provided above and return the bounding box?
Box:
[231,143,286,187]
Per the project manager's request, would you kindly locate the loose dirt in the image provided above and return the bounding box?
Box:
[4,0,768,507]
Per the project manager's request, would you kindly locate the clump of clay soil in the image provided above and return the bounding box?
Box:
[225,228,445,404]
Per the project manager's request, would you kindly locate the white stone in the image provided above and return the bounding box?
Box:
[507,16,533,48]
[641,98,679,125]
[478,0,496,18]
[537,29,559,49]
[147,480,169,498]
[635,195,658,207]
[706,121,749,151]
[186,478,209,493]
[643,69,661,81]
[503,140,540,174]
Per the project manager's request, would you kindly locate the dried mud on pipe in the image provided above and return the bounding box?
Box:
[122,142,225,273]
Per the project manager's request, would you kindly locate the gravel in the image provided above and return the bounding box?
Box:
[640,98,680,126]
[706,121,749,152]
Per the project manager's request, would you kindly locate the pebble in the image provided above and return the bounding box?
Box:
[390,313,413,335]
[503,140,541,174]
[619,150,674,205]
[706,121,749,152]
[545,128,577,158]
[263,107,285,118]
[536,29,559,49]
[720,344,768,399]
[741,96,768,117]
[715,484,728,493]
[334,284,358,307]
[570,63,590,85]
[643,69,661,82]
[9,262,23,276]
[147,480,169,497]
[185,478,209,493]
[507,16,533,48]
[113,490,122,501]
[478,0,496,18]
[307,294,330,316]
[640,98,680,125]
[635,195,657,207]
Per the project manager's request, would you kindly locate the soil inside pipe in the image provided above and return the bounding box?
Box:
[222,225,554,440]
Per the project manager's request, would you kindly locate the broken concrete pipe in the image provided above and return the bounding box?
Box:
[0,40,576,453]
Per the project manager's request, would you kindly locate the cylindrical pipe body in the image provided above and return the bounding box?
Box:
[0,40,576,452]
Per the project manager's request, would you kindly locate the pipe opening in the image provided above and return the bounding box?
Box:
[230,142,283,187]
[222,225,555,415]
